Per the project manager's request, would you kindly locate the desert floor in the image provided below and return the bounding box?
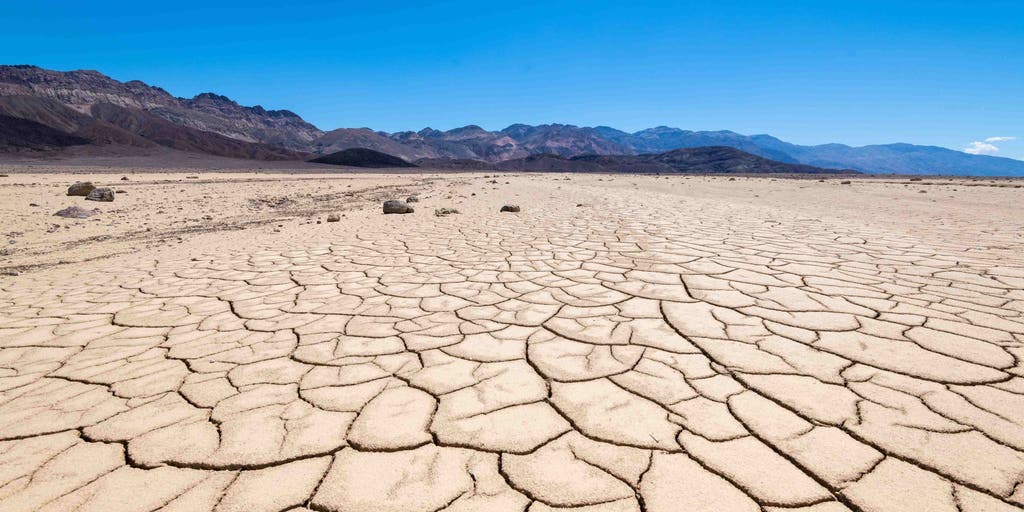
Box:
[1,170,1024,512]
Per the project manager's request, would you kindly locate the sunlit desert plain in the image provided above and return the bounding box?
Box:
[1,168,1024,512]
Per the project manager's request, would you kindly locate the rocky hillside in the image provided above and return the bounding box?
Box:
[0,65,322,152]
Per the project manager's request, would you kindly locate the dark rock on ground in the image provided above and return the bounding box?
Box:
[54,206,98,218]
[67,182,95,196]
[434,208,459,216]
[500,205,521,213]
[86,187,115,202]
[327,213,341,222]
[383,200,414,214]
[406,195,419,203]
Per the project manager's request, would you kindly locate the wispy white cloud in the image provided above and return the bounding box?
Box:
[964,136,1016,155]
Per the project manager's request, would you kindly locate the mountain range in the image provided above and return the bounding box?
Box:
[1,65,1022,176]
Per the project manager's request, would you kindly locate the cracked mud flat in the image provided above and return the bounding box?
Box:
[1,171,1024,511]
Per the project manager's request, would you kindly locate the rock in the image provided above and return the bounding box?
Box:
[327,213,341,222]
[67,182,95,196]
[85,187,115,202]
[406,195,419,203]
[120,176,129,181]
[500,205,521,213]
[434,208,460,216]
[54,206,98,219]
[383,200,414,214]
[840,181,852,185]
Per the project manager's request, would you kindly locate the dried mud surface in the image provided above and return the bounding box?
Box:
[1,171,1024,511]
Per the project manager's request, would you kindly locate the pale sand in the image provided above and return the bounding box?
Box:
[1,170,1023,511]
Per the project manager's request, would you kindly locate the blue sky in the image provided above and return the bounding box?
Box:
[3,0,1023,159]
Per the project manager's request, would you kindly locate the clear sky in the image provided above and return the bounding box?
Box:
[3,0,1023,159]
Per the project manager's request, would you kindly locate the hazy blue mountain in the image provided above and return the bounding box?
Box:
[598,126,1024,176]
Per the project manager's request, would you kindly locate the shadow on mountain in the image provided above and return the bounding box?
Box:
[310,148,418,168]
[492,147,858,173]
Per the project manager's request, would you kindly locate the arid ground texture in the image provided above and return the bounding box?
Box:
[1,169,1024,512]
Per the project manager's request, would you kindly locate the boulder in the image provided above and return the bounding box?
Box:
[327,213,341,222]
[500,205,521,213]
[85,188,115,202]
[67,182,95,196]
[383,200,414,214]
[406,195,419,203]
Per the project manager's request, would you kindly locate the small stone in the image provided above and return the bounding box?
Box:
[500,205,521,213]
[383,200,414,214]
[120,176,129,181]
[67,182,95,196]
[54,206,98,219]
[327,213,341,222]
[85,188,115,202]
[840,181,852,185]
[406,195,419,203]
[434,208,460,216]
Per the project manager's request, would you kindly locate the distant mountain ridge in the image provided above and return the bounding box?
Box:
[314,124,1024,175]
[1,65,1022,175]
[0,65,322,151]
